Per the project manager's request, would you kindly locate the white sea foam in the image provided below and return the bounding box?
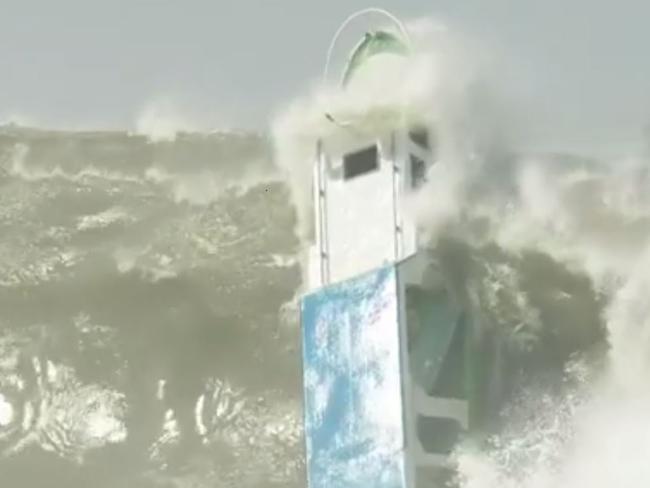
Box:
[276,13,650,488]
[0,394,14,427]
[132,96,227,143]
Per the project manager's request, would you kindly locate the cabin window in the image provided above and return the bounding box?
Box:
[410,154,427,189]
[416,416,462,455]
[430,315,467,400]
[406,283,467,399]
[343,145,379,180]
[409,128,430,151]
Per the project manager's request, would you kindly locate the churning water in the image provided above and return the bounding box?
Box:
[273,15,650,488]
[2,13,650,488]
[0,127,304,487]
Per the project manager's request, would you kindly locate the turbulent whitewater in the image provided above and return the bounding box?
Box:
[0,126,303,487]
[274,14,650,488]
[2,12,650,488]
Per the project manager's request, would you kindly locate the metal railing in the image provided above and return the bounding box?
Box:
[315,140,330,285]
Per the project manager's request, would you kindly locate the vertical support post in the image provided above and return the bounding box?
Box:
[391,131,403,261]
[395,265,416,488]
[315,139,330,285]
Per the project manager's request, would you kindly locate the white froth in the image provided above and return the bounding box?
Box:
[0,394,14,426]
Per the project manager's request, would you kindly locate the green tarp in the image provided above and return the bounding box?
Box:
[342,30,410,87]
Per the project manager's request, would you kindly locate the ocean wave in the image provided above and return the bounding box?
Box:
[0,113,300,485]
[76,206,135,231]
[149,376,302,483]
[4,142,144,184]
[132,97,226,143]
[144,166,282,206]
[0,329,127,463]
[0,127,277,190]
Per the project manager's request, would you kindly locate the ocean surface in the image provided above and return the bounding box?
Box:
[2,119,650,488]
[0,126,304,487]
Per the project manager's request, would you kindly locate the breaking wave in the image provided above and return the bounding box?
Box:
[274,13,650,488]
[3,9,649,487]
[0,124,302,486]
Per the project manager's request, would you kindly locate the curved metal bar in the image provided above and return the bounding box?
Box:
[321,8,412,130]
[323,8,411,86]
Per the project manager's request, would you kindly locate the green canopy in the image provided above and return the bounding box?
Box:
[341,30,410,87]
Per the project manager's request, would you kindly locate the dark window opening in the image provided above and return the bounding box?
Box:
[343,145,379,180]
[409,128,430,150]
[406,284,466,398]
[417,416,462,455]
[406,285,444,351]
[430,315,467,399]
[410,154,427,189]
